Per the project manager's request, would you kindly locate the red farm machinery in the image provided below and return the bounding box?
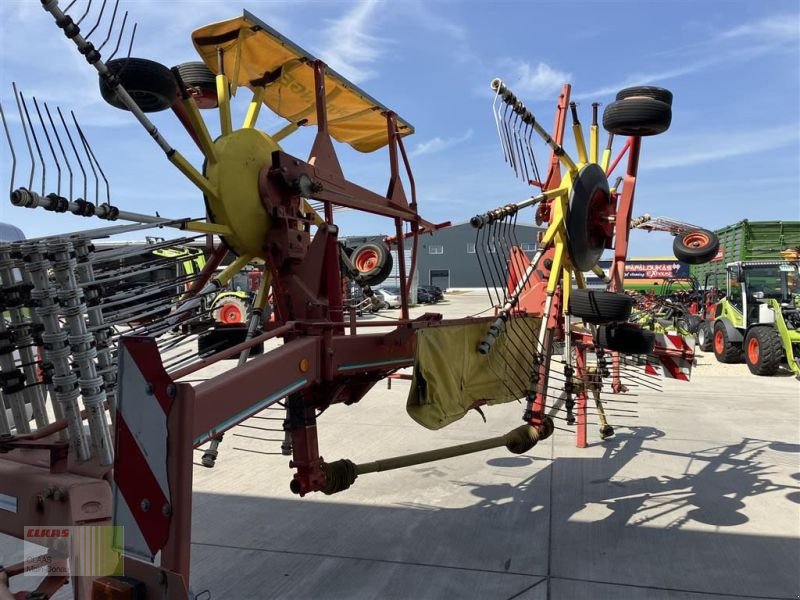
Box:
[0,3,719,598]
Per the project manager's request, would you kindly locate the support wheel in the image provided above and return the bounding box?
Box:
[174,61,218,109]
[615,86,673,106]
[569,289,634,323]
[351,242,393,286]
[603,97,672,136]
[99,58,178,112]
[673,229,720,264]
[697,322,713,352]
[713,321,743,363]
[600,424,615,439]
[595,324,655,355]
[744,326,782,376]
[213,296,249,324]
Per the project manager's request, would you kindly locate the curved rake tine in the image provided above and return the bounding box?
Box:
[64,0,80,11]
[72,114,111,205]
[106,10,128,61]
[12,83,35,191]
[71,111,98,205]
[33,97,61,197]
[96,0,120,53]
[0,102,16,197]
[58,106,87,202]
[19,91,45,195]
[75,0,93,26]
[492,86,508,164]
[44,103,72,201]
[84,0,108,40]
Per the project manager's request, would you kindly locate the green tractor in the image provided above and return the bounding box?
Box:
[707,260,800,376]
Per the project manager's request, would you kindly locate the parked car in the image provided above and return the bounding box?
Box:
[419,285,444,303]
[417,287,435,304]
[375,287,401,308]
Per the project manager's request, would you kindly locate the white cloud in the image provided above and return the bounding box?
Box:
[315,0,386,84]
[647,126,799,170]
[410,128,473,158]
[502,60,571,100]
[718,14,799,42]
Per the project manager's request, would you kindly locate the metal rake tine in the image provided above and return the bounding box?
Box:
[75,0,93,26]
[44,103,73,201]
[492,86,509,164]
[106,10,128,60]
[64,0,81,11]
[84,0,108,40]
[57,107,87,201]
[513,111,530,182]
[74,116,111,205]
[502,103,518,177]
[96,0,120,52]
[18,91,45,195]
[0,102,16,196]
[12,83,35,191]
[71,111,99,205]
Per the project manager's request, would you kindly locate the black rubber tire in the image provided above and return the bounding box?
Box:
[565,163,611,272]
[602,97,672,136]
[368,250,394,287]
[595,324,655,355]
[174,61,218,109]
[677,314,701,334]
[743,326,783,376]
[615,86,673,106]
[697,322,713,351]
[99,58,177,112]
[569,289,634,324]
[713,321,743,363]
[673,229,720,265]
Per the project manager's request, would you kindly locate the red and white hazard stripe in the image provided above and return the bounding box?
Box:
[113,337,173,561]
[646,332,695,382]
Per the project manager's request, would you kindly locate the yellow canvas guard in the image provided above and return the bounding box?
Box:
[192,11,414,153]
[407,318,541,430]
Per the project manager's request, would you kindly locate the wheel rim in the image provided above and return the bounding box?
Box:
[747,337,759,364]
[683,232,710,249]
[354,249,380,273]
[714,330,724,354]
[698,329,706,345]
[219,303,243,324]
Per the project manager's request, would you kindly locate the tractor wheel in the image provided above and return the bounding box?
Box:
[565,163,613,272]
[213,296,249,325]
[713,321,743,363]
[697,322,714,351]
[99,58,177,112]
[615,86,673,106]
[595,324,655,355]
[569,289,634,324]
[673,229,720,265]
[602,97,672,136]
[174,61,218,109]
[744,326,783,376]
[351,242,393,286]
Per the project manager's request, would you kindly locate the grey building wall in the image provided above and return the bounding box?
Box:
[416,221,543,288]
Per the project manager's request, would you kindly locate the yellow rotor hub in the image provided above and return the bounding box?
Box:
[204,128,280,258]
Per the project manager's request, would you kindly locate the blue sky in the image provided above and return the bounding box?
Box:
[1,0,798,257]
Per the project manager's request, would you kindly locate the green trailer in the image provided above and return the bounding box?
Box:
[691,220,800,283]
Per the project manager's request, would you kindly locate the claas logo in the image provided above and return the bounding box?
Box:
[25,528,70,538]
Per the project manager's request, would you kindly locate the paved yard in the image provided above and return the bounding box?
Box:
[3,291,799,599]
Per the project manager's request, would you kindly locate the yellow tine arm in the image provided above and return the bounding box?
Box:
[215,254,252,287]
[181,97,217,163]
[561,266,573,314]
[575,270,587,289]
[216,74,232,137]
[547,240,566,294]
[168,151,219,202]
[182,221,231,236]
[570,103,588,165]
[242,87,265,129]
[589,103,599,164]
[253,271,272,310]
[272,121,304,143]
[601,132,614,172]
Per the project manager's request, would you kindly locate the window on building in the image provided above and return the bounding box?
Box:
[521,242,536,252]
[466,243,476,254]
[428,245,444,255]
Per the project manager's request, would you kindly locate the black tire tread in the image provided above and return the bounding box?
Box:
[673,229,720,265]
[744,326,783,376]
[616,86,673,106]
[569,289,634,324]
[595,324,655,355]
[698,322,713,351]
[175,62,216,89]
[603,97,672,136]
[713,321,743,363]
[99,58,177,113]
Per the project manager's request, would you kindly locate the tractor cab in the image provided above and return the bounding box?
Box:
[709,261,800,375]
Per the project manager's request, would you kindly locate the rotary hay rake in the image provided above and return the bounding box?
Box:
[0,2,717,598]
